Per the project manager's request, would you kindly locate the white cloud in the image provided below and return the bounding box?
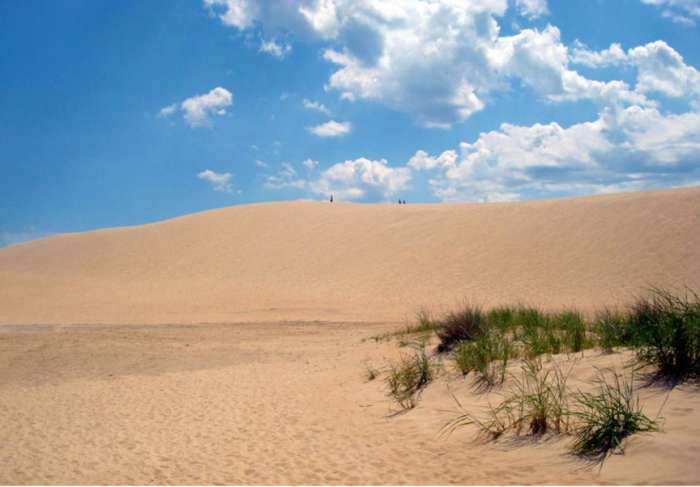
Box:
[570,40,700,105]
[640,0,700,24]
[408,150,458,170]
[263,157,411,201]
[255,159,268,168]
[264,162,306,190]
[203,0,259,29]
[202,1,507,127]
[661,8,696,25]
[161,87,233,128]
[490,26,649,108]
[203,0,678,127]
[570,42,627,68]
[309,120,352,137]
[514,0,549,18]
[158,103,177,118]
[259,38,292,58]
[198,169,234,193]
[302,98,330,115]
[409,105,700,201]
[310,158,411,201]
[302,158,318,170]
[181,87,233,128]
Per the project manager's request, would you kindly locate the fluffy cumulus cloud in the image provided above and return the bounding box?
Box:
[308,120,352,137]
[310,158,411,201]
[640,0,700,25]
[198,169,234,193]
[181,87,233,127]
[489,26,650,108]
[400,35,700,202]
[571,40,700,105]
[159,87,233,128]
[409,105,700,201]
[204,0,629,128]
[203,1,700,202]
[263,158,410,201]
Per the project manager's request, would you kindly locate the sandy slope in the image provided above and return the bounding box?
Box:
[1,322,699,484]
[1,186,699,325]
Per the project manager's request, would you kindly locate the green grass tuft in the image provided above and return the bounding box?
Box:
[386,347,434,409]
[631,288,700,381]
[452,329,512,386]
[571,371,658,458]
[444,359,574,439]
[594,308,632,353]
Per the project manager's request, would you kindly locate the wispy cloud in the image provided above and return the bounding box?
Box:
[259,39,292,59]
[302,98,330,115]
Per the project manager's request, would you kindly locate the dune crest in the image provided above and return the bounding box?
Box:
[1,186,699,325]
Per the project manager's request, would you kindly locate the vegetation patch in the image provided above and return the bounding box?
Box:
[386,347,434,409]
[436,305,486,352]
[571,371,659,458]
[444,359,573,439]
[630,288,700,382]
[453,329,512,387]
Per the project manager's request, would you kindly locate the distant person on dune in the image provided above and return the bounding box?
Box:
[330,194,334,203]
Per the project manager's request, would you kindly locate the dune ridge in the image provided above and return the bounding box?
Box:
[1,186,699,325]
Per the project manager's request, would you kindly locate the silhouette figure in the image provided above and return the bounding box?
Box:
[330,194,334,203]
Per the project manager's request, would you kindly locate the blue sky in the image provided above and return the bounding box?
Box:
[1,0,699,246]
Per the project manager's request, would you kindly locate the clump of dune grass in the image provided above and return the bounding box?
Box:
[444,359,574,439]
[453,329,513,386]
[487,306,518,333]
[386,347,433,409]
[594,308,633,353]
[514,307,557,357]
[571,370,658,458]
[436,304,486,352]
[630,288,700,381]
[556,310,589,353]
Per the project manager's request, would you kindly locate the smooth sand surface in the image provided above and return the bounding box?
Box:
[1,322,699,484]
[1,187,699,484]
[1,186,699,325]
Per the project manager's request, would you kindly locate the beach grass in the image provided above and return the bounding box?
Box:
[571,370,658,458]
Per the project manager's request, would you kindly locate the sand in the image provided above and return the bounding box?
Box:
[1,186,699,325]
[1,322,699,484]
[1,186,700,484]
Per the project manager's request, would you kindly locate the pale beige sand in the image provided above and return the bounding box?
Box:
[1,187,700,484]
[1,186,699,325]
[1,322,699,484]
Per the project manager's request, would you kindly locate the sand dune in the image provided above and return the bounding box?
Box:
[2,187,700,484]
[1,186,699,325]
[2,322,699,484]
